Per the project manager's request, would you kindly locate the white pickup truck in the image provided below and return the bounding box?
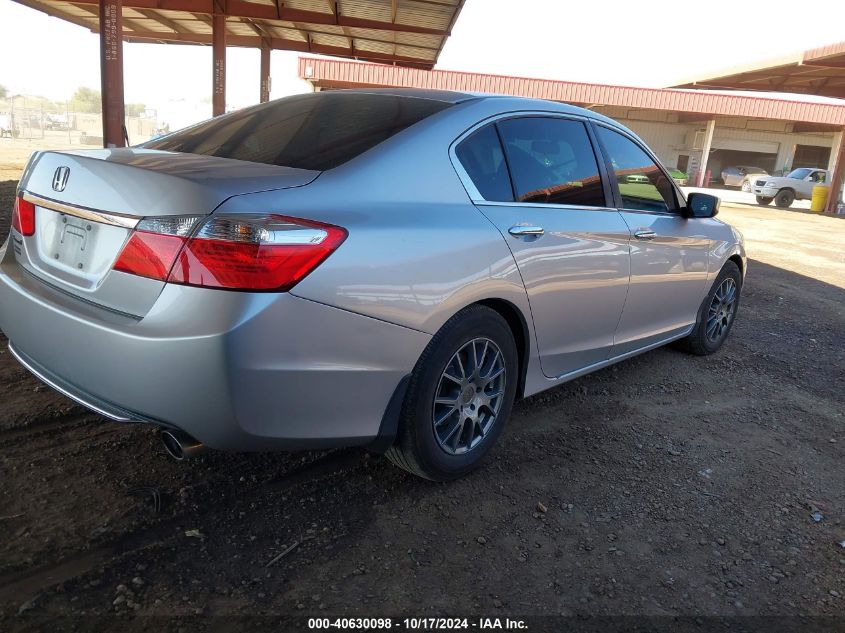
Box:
[752,167,829,208]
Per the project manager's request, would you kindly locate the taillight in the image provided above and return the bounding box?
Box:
[113,216,201,281]
[11,196,36,236]
[113,214,346,292]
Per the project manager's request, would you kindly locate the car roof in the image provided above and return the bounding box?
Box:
[330,88,478,104]
[327,88,618,125]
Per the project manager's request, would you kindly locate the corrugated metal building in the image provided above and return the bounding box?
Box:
[298,57,845,188]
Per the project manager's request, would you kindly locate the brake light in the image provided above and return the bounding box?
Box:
[113,216,201,282]
[114,232,188,281]
[11,196,36,236]
[113,214,346,292]
[170,215,347,291]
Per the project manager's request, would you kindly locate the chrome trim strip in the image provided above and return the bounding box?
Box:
[549,326,695,383]
[21,191,140,229]
[476,200,623,213]
[448,109,594,204]
[7,342,133,422]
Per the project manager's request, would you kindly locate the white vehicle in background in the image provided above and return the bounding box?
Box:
[721,165,768,192]
[45,113,71,131]
[0,113,18,138]
[752,167,829,208]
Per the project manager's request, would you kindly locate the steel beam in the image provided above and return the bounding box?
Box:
[696,119,716,188]
[120,30,434,67]
[825,127,845,213]
[64,0,450,34]
[99,0,126,147]
[260,42,271,103]
[212,9,226,116]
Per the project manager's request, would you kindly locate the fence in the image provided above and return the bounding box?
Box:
[0,97,158,146]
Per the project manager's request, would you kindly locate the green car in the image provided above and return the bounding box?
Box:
[668,168,689,186]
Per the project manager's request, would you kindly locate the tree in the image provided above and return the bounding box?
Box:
[0,85,7,99]
[125,103,147,117]
[69,86,102,113]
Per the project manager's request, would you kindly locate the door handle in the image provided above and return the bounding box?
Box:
[508,225,545,237]
[634,229,657,240]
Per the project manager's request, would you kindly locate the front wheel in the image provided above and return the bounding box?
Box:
[676,262,742,356]
[756,196,773,205]
[741,180,752,193]
[386,305,518,481]
[774,189,795,208]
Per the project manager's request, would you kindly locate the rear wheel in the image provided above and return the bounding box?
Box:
[774,189,795,208]
[386,305,518,481]
[755,196,773,205]
[676,262,742,356]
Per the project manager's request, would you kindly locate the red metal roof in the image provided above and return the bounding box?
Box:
[298,57,845,126]
[671,40,845,99]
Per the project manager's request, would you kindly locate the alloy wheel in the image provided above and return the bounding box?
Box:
[432,338,506,455]
[706,278,737,344]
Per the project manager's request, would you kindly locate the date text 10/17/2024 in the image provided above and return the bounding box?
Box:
[307,618,528,630]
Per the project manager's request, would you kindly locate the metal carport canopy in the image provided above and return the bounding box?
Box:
[669,42,845,99]
[11,0,466,145]
[668,40,845,213]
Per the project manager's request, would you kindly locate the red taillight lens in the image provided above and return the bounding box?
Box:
[169,215,347,291]
[12,197,36,236]
[113,215,201,281]
[113,232,187,281]
[111,214,346,292]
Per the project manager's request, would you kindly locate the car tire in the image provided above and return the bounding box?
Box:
[385,305,518,481]
[741,180,752,193]
[676,261,742,356]
[755,196,773,205]
[774,189,795,208]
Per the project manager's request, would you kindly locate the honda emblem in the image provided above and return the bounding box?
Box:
[52,166,70,192]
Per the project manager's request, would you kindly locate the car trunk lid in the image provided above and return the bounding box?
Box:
[12,149,319,316]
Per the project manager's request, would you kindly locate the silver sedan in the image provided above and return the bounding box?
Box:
[0,90,746,480]
[721,165,769,191]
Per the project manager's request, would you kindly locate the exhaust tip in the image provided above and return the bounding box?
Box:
[161,429,204,461]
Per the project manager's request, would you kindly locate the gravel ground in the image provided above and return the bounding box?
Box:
[0,179,844,627]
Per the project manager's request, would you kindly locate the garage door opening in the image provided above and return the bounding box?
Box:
[711,149,778,184]
[793,144,831,170]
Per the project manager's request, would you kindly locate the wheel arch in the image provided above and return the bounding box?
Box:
[475,298,530,400]
[728,254,744,277]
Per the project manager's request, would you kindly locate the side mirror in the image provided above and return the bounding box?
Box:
[684,192,720,218]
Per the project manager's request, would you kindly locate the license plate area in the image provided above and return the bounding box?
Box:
[28,207,131,290]
[55,220,91,270]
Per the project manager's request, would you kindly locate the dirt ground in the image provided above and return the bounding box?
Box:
[0,178,843,628]
[0,134,99,181]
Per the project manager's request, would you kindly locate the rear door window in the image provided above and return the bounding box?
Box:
[496,117,606,207]
[455,124,514,202]
[143,92,452,171]
[596,125,678,213]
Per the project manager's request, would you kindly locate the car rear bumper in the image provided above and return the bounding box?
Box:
[0,240,430,450]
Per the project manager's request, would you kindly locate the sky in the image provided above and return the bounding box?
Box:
[2,0,845,120]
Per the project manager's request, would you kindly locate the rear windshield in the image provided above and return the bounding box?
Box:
[142,92,451,171]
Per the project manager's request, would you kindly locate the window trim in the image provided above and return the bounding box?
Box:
[449,111,617,212]
[453,121,516,202]
[590,120,688,217]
